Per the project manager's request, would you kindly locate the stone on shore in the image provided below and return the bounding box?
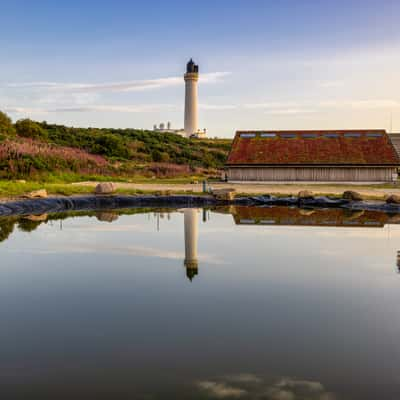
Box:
[94,182,116,195]
[385,194,400,204]
[212,188,236,201]
[342,190,363,201]
[298,190,314,199]
[26,189,48,199]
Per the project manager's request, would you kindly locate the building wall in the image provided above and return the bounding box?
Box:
[227,166,397,182]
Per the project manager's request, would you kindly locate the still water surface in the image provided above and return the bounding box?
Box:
[1,207,400,399]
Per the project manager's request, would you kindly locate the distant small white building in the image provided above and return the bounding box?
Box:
[153,121,207,139]
[153,122,186,137]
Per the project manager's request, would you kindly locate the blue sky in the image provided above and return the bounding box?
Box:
[1,0,400,137]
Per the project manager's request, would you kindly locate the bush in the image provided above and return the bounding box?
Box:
[0,111,15,136]
[15,119,48,140]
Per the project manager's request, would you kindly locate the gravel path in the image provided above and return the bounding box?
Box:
[73,181,400,198]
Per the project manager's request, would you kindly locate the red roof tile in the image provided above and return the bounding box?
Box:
[226,130,400,166]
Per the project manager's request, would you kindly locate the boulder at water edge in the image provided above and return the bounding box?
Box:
[342,190,363,201]
[298,190,314,199]
[386,194,400,204]
[26,189,48,199]
[212,188,236,201]
[94,182,116,195]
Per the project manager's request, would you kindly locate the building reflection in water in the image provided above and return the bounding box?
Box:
[397,250,400,273]
[230,205,400,274]
[183,208,199,281]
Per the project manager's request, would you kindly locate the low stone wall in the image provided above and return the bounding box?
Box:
[0,195,216,217]
[1,194,400,217]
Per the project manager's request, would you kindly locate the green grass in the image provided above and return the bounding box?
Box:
[27,172,217,185]
[0,180,210,199]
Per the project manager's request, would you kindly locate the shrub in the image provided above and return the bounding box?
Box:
[15,119,48,140]
[0,111,15,136]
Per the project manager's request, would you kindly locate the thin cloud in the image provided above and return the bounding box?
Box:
[321,99,400,110]
[4,72,230,94]
[264,108,316,115]
[200,104,237,110]
[244,102,300,110]
[4,104,178,114]
[245,99,400,112]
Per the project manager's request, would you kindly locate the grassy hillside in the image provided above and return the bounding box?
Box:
[0,111,232,180]
[38,122,231,168]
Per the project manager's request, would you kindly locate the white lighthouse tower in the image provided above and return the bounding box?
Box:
[184,59,199,138]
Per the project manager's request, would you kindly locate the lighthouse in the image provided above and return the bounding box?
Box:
[184,59,199,138]
[183,208,198,280]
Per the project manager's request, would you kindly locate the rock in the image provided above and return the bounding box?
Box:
[94,182,116,195]
[298,190,314,199]
[212,188,236,201]
[342,190,363,201]
[26,189,48,199]
[16,179,26,184]
[386,194,400,204]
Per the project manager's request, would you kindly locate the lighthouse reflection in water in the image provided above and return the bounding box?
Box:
[183,208,199,280]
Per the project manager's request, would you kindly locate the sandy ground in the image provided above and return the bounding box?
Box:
[73,181,400,198]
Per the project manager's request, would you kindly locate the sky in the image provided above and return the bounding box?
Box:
[1,0,400,137]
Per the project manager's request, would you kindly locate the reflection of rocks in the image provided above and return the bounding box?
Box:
[298,209,315,216]
[346,210,364,220]
[24,214,48,222]
[96,212,119,223]
[197,374,336,399]
[388,214,400,224]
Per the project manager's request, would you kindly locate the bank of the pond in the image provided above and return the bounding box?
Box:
[2,180,400,201]
[1,194,400,217]
[73,181,400,200]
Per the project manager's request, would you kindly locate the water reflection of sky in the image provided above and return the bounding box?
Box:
[0,208,400,399]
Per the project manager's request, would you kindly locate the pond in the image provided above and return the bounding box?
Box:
[1,206,400,399]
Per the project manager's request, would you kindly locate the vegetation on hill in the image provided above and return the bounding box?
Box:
[0,111,232,180]
[36,120,230,167]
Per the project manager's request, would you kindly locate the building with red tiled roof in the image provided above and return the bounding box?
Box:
[225,130,400,182]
